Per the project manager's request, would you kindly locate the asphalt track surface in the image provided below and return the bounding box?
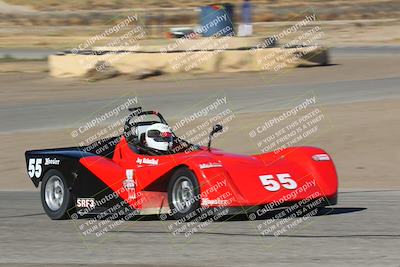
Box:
[2,74,400,133]
[2,75,400,133]
[1,47,400,133]
[0,190,399,266]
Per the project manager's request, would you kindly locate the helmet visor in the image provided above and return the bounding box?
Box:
[147,130,173,142]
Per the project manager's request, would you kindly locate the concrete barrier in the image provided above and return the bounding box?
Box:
[49,46,329,78]
[93,37,270,52]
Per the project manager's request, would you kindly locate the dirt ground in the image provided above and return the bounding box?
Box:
[0,21,399,49]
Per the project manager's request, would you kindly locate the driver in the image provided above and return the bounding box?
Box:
[144,123,173,154]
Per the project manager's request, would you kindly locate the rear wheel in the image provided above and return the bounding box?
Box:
[168,167,200,220]
[41,169,74,220]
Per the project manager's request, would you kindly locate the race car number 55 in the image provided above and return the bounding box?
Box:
[259,173,297,192]
[28,158,42,178]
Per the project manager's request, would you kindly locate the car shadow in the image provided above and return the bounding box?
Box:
[219,207,367,222]
[298,63,339,68]
[77,207,366,222]
[111,207,375,238]
[113,207,367,222]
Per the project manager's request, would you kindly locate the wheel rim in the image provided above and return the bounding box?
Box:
[172,176,195,213]
[45,175,64,211]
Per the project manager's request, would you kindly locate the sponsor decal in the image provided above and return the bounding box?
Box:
[44,157,60,165]
[76,198,95,208]
[136,157,159,165]
[199,162,223,169]
[312,154,330,161]
[123,169,136,200]
[202,198,230,206]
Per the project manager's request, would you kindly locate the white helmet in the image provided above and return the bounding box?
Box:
[145,123,173,151]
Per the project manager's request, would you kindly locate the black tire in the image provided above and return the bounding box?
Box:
[167,167,200,220]
[40,169,74,220]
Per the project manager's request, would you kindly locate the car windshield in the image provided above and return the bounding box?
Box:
[169,136,201,154]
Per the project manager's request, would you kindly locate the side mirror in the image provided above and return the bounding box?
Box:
[210,124,223,136]
[207,124,223,151]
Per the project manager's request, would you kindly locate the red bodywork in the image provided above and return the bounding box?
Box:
[79,136,338,212]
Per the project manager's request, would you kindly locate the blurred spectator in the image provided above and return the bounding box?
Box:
[238,0,253,36]
[242,0,252,24]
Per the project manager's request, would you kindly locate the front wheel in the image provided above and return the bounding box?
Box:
[41,169,74,220]
[167,167,200,220]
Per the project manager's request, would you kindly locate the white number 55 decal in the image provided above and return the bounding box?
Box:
[259,173,297,192]
[28,158,43,178]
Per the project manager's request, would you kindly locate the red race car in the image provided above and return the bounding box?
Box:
[25,107,338,220]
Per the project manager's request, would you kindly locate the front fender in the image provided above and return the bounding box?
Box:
[184,156,247,207]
